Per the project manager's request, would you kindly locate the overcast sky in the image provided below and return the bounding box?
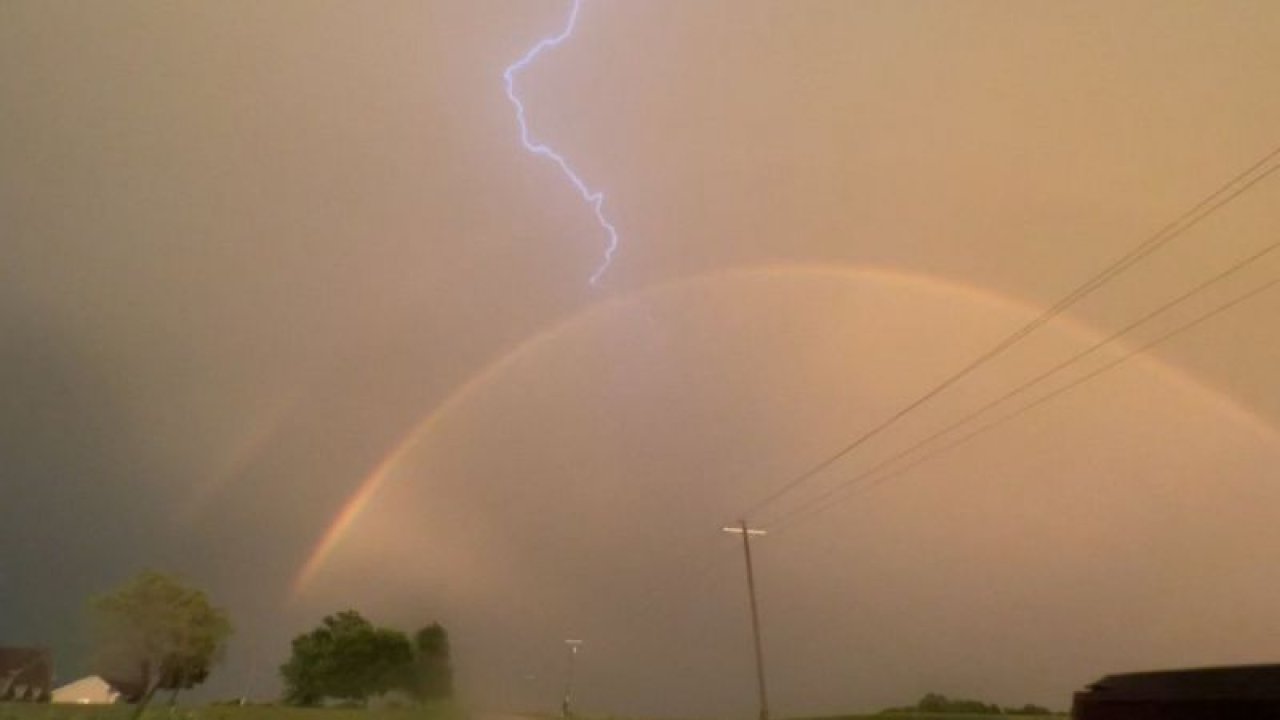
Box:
[4,1,1280,716]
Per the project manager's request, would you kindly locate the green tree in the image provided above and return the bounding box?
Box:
[918,692,949,713]
[88,570,233,718]
[408,623,454,702]
[280,610,413,706]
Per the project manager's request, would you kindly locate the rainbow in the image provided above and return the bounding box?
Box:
[290,262,1279,597]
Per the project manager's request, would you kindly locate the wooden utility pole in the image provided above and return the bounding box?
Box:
[723,521,770,720]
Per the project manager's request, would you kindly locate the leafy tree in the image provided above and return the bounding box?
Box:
[280,610,413,706]
[408,623,454,702]
[88,570,232,718]
[917,692,949,712]
[1007,703,1053,715]
[882,693,1055,716]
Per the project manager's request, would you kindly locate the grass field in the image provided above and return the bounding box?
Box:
[798,715,1064,720]
[0,707,1065,720]
[0,704,460,720]
[805,715,1066,719]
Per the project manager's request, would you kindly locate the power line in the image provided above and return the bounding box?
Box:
[739,143,1280,520]
[760,217,1280,527]
[769,275,1280,533]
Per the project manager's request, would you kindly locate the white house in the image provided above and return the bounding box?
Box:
[51,675,121,704]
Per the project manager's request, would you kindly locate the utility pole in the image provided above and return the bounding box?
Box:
[722,520,770,720]
[561,639,583,718]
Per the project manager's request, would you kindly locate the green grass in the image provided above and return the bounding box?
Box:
[789,715,1065,720]
[0,704,462,720]
[0,707,1068,720]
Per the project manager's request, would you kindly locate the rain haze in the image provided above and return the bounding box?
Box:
[4,0,1280,716]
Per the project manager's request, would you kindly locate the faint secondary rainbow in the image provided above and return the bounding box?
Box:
[176,393,302,526]
[291,262,1280,596]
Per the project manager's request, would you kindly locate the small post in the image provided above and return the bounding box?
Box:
[562,639,583,717]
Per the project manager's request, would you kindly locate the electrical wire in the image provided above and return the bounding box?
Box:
[769,275,1280,533]
[761,216,1280,528]
[738,143,1280,521]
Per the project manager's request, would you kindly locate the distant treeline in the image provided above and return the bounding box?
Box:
[881,692,1054,715]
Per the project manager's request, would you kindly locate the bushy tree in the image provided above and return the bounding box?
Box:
[409,623,454,702]
[1007,703,1053,715]
[280,610,413,706]
[88,571,232,718]
[910,692,1000,714]
[883,693,1054,716]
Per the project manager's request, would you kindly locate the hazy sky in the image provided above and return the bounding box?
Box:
[4,1,1280,716]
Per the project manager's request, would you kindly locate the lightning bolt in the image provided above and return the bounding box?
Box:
[504,0,619,286]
